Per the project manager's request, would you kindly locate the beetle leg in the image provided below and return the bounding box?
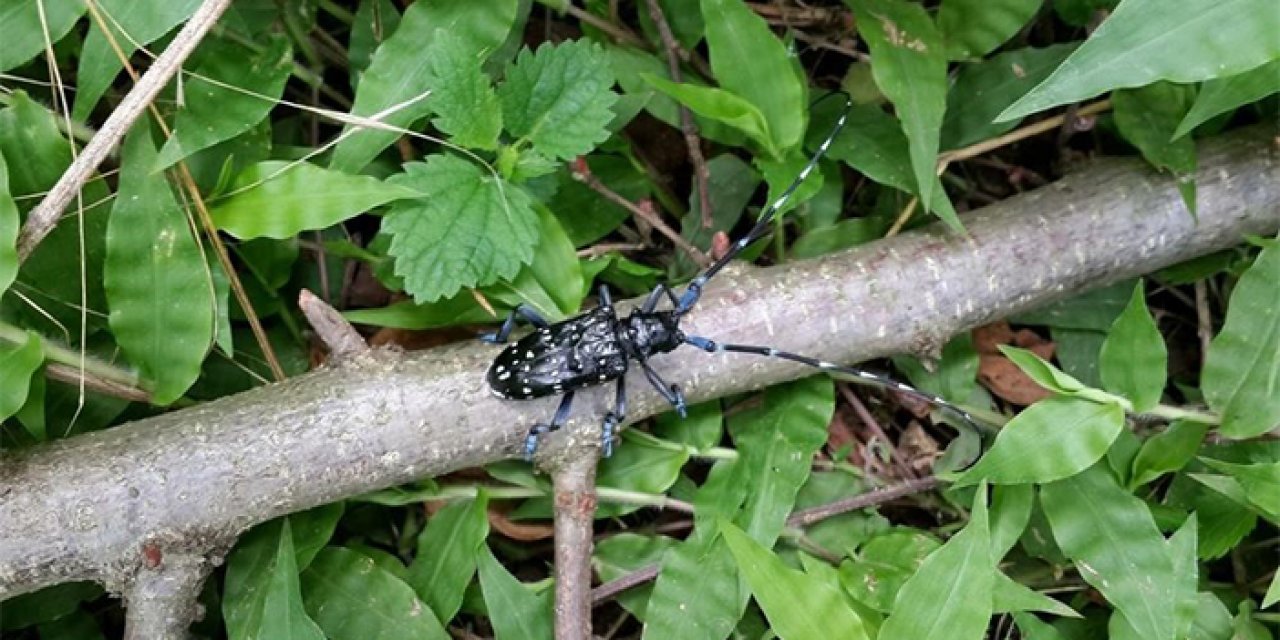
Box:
[598,284,614,310]
[641,283,681,313]
[480,304,549,344]
[524,391,576,459]
[639,360,686,418]
[601,377,628,457]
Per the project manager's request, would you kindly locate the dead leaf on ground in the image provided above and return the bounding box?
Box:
[973,321,1056,405]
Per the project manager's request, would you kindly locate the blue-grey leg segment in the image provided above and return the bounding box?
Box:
[599,284,614,310]
[480,304,549,344]
[601,377,628,458]
[524,391,576,459]
[642,283,681,313]
[639,360,686,418]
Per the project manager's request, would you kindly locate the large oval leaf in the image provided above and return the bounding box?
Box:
[223,519,326,640]
[475,544,553,640]
[302,547,448,640]
[1000,0,1280,120]
[1202,240,1280,438]
[937,0,1042,59]
[642,74,774,154]
[211,161,419,240]
[1175,58,1280,139]
[105,127,213,405]
[958,396,1125,485]
[1099,280,1168,412]
[406,495,490,623]
[0,0,84,73]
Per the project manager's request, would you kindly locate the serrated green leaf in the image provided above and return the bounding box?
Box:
[475,544,553,640]
[731,376,833,547]
[937,0,1042,59]
[484,204,584,320]
[1113,82,1198,214]
[700,0,807,155]
[1203,240,1280,438]
[942,44,1078,149]
[0,0,84,73]
[211,161,419,240]
[384,154,538,302]
[1099,280,1168,412]
[642,74,775,154]
[105,127,212,405]
[1176,59,1280,139]
[499,40,617,160]
[331,0,519,172]
[1041,465,1180,640]
[1199,458,1280,519]
[1129,420,1209,488]
[73,0,202,120]
[839,530,941,612]
[958,396,1125,485]
[993,571,1081,618]
[302,547,447,640]
[408,495,490,623]
[153,36,293,171]
[880,488,994,640]
[721,520,872,640]
[847,0,949,220]
[0,150,18,297]
[224,519,326,640]
[0,330,42,422]
[1000,0,1280,120]
[424,30,502,150]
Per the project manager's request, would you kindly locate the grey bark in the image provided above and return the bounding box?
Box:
[1,125,1277,614]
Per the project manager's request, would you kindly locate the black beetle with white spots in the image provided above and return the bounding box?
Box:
[483,92,984,459]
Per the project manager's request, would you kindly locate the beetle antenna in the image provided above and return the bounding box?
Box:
[675,90,853,315]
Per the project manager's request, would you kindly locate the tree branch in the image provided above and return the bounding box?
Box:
[1,126,1277,604]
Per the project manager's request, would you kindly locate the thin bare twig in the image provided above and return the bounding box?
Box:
[572,169,709,266]
[552,455,600,640]
[644,0,713,229]
[17,0,234,260]
[576,242,648,258]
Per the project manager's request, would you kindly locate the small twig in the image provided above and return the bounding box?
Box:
[552,455,600,640]
[298,289,368,359]
[121,551,212,640]
[644,0,713,228]
[786,476,939,528]
[838,383,914,479]
[748,2,848,27]
[591,564,660,606]
[573,169,709,267]
[564,4,647,48]
[1194,280,1213,362]
[45,363,151,404]
[576,242,648,258]
[17,0,234,260]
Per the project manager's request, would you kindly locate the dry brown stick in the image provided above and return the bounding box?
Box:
[16,0,233,261]
[1194,280,1214,362]
[644,0,713,229]
[552,455,600,640]
[572,169,709,266]
[565,4,647,48]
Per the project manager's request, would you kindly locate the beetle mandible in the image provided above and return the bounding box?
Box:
[483,92,983,458]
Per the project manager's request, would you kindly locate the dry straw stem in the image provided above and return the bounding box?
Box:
[0,126,1277,619]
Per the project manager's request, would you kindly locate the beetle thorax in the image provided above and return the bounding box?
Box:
[619,311,684,358]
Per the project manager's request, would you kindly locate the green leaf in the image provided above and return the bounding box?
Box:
[474,544,553,640]
[498,40,617,160]
[1113,82,1198,214]
[1129,420,1208,488]
[224,519,325,640]
[485,204,585,320]
[331,0,519,172]
[384,154,538,302]
[0,149,19,297]
[1264,570,1280,609]
[720,520,872,640]
[596,435,690,518]
[942,44,1077,150]
[0,0,84,73]
[642,74,775,154]
[993,571,1081,618]
[846,0,949,220]
[989,483,1034,559]
[700,0,807,155]
[301,547,448,640]
[1099,280,1168,412]
[998,345,1118,404]
[959,396,1125,485]
[1040,465,1180,640]
[348,0,402,82]
[731,376,833,547]
[896,333,980,405]
[73,0,201,120]
[423,30,502,150]
[606,45,746,147]
[1000,0,1280,120]
[1176,58,1280,139]
[1202,240,1280,438]
[105,126,213,405]
[0,331,42,421]
[211,160,418,240]
[673,153,760,279]
[407,495,490,623]
[1198,458,1280,519]
[840,530,941,612]
[154,35,294,170]
[757,149,826,219]
[879,487,994,640]
[593,533,674,621]
[1013,611,1070,640]
[643,534,743,639]
[937,0,1043,59]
